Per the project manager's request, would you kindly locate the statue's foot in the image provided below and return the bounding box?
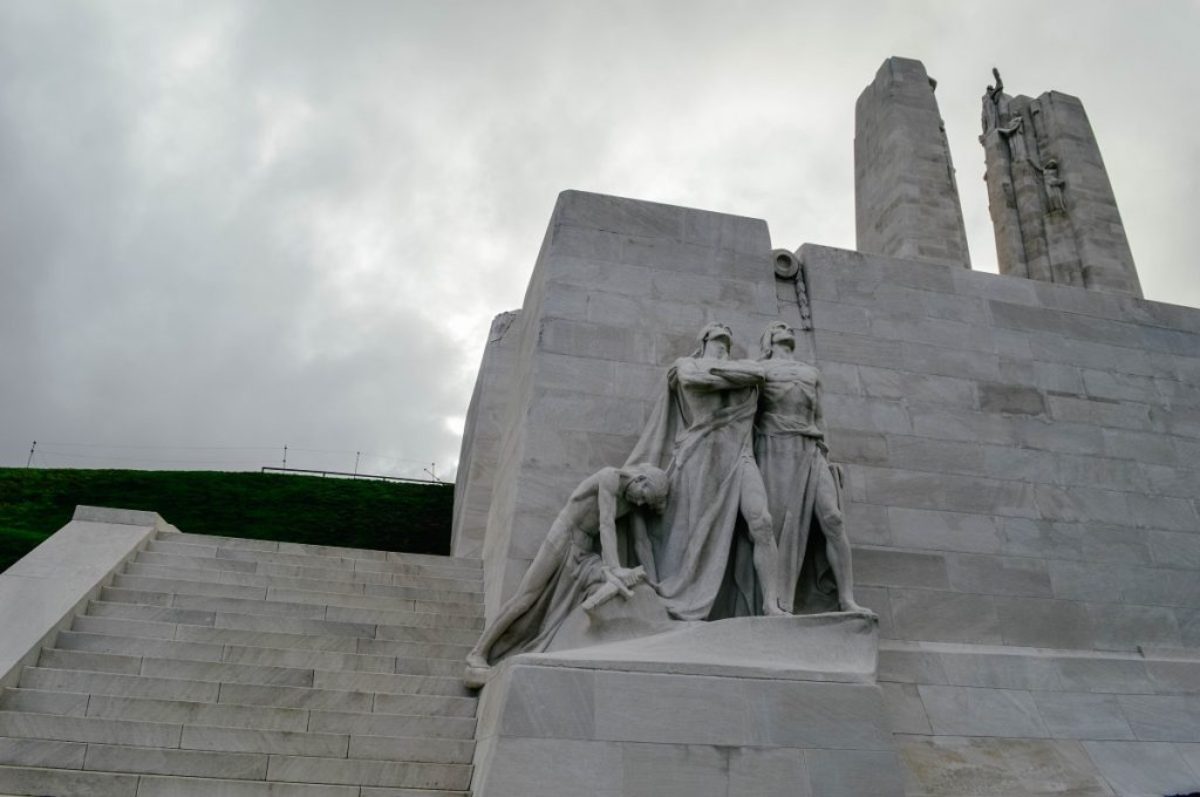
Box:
[464,663,491,690]
[464,653,491,689]
[763,601,789,617]
[841,600,877,618]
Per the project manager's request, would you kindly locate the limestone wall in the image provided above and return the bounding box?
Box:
[802,243,1199,653]
[855,57,971,269]
[801,243,1200,795]
[451,310,520,559]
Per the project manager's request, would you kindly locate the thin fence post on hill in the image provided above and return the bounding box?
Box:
[26,441,36,468]
[282,444,287,468]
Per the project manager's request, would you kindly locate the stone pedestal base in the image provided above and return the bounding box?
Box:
[471,614,905,796]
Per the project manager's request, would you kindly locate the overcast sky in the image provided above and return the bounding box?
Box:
[2,1,1197,478]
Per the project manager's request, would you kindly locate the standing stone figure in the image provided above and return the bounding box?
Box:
[981,66,1009,133]
[997,114,1029,161]
[463,464,668,687]
[625,322,785,620]
[1039,158,1067,213]
[753,321,868,615]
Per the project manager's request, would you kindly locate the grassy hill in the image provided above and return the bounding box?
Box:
[0,468,455,574]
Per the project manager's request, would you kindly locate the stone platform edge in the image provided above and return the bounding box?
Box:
[0,505,170,688]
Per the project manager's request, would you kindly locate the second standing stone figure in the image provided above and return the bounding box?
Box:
[754,321,868,614]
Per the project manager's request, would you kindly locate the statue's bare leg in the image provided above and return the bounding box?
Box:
[739,458,786,616]
[465,534,568,676]
[814,464,870,615]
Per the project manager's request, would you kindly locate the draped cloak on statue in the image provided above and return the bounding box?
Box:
[484,531,606,664]
[623,359,764,621]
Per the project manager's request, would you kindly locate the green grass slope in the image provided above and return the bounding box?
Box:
[0,468,454,574]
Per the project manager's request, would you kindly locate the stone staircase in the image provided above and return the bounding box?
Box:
[0,529,483,796]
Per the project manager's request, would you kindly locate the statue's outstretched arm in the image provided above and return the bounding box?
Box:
[707,361,766,386]
[596,468,623,570]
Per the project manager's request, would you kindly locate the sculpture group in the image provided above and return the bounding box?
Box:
[465,320,870,686]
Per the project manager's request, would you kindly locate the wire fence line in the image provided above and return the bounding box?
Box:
[8,439,452,479]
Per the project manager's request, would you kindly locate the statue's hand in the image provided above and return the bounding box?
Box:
[601,566,637,598]
[612,565,645,588]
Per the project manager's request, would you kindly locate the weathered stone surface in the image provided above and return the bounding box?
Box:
[855,57,970,268]
[918,685,1048,738]
[897,736,1116,796]
[1082,740,1199,796]
[473,634,903,796]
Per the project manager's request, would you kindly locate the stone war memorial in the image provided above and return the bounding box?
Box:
[0,56,1198,797]
[453,56,1200,796]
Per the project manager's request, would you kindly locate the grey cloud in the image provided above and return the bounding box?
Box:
[1,0,1196,477]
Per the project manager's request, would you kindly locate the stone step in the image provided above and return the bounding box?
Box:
[20,668,221,703]
[144,540,483,582]
[36,650,312,688]
[84,601,484,645]
[0,763,138,797]
[137,773,361,796]
[85,600,227,628]
[158,531,482,573]
[73,615,182,641]
[0,735,86,769]
[3,688,309,731]
[123,561,485,602]
[180,725,348,758]
[217,683,477,720]
[371,621,481,647]
[0,711,182,748]
[311,670,471,698]
[348,733,474,764]
[139,774,467,797]
[111,574,484,617]
[87,742,270,780]
[308,710,477,740]
[266,754,472,791]
[97,587,485,630]
[56,631,398,673]
[0,763,471,797]
[112,573,269,601]
[134,549,485,593]
[1,695,474,745]
[2,681,477,723]
[0,689,90,717]
[37,648,474,698]
[71,618,473,662]
[56,630,225,663]
[260,586,483,617]
[356,638,474,661]
[323,604,483,631]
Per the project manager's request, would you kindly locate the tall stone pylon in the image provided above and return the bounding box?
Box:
[981,69,1142,296]
[855,57,971,268]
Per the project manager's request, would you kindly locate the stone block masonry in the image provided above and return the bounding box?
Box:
[452,310,520,560]
[855,57,971,268]
[800,242,1199,656]
[801,242,1200,795]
